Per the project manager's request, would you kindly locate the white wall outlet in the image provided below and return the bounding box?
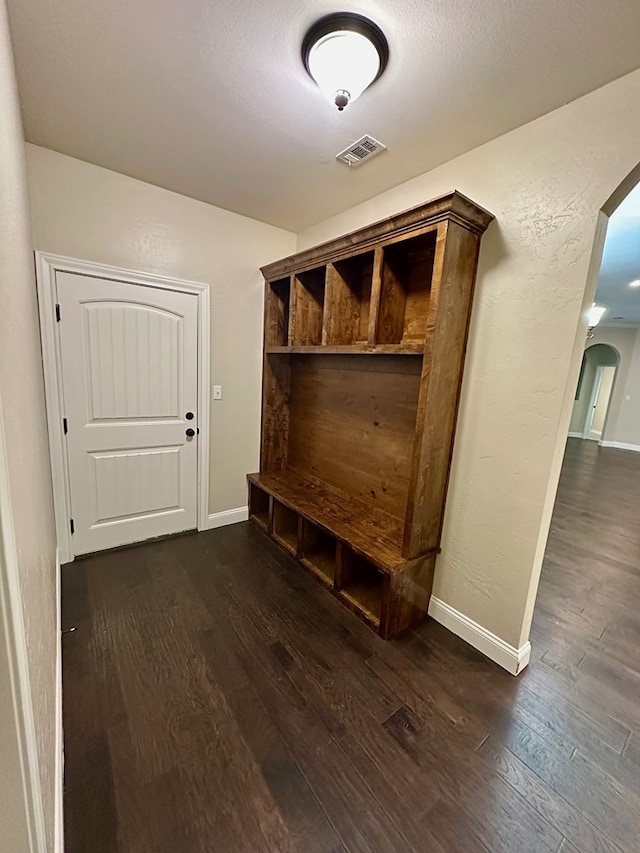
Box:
[213,385,223,400]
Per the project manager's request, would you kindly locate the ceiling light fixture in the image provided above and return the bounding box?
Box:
[630,279,640,288]
[302,13,389,111]
[587,302,606,338]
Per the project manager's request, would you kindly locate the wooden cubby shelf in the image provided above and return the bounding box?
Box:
[326,251,374,345]
[247,470,428,635]
[266,344,424,355]
[337,547,384,628]
[291,267,326,346]
[300,519,337,588]
[248,481,270,532]
[265,277,290,347]
[272,499,299,556]
[248,470,408,574]
[377,231,436,345]
[250,191,493,638]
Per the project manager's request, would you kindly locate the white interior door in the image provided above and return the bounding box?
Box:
[57,272,199,555]
[589,365,616,440]
[583,367,604,439]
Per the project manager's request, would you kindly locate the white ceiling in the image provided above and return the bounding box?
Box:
[7,0,640,231]
[596,182,640,326]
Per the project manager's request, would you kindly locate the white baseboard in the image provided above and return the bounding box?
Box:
[567,432,583,439]
[55,549,64,853]
[598,440,640,453]
[428,596,531,676]
[206,506,249,529]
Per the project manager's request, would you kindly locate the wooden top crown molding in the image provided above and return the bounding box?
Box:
[261,190,494,280]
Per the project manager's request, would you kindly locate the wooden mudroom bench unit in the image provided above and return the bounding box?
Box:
[248,191,493,638]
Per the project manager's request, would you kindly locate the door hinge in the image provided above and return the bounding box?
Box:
[62,417,68,435]
[70,518,74,535]
[55,304,61,322]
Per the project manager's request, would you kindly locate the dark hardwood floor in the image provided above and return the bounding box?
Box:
[62,438,640,852]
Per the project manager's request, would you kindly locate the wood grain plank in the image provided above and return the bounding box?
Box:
[62,440,640,853]
[478,736,625,853]
[287,353,421,520]
[325,253,374,344]
[259,353,290,472]
[261,190,494,279]
[403,220,481,557]
[291,268,326,346]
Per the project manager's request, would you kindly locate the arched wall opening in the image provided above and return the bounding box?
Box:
[523,166,640,651]
[570,343,620,441]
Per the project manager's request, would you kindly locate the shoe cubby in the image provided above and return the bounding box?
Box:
[325,251,375,344]
[299,520,338,587]
[291,266,327,346]
[265,277,291,347]
[272,500,300,555]
[377,230,437,345]
[337,546,385,628]
[248,482,271,531]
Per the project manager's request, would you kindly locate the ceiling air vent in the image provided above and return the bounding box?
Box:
[336,135,386,167]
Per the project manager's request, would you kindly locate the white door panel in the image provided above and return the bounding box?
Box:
[57,272,198,554]
[83,302,183,420]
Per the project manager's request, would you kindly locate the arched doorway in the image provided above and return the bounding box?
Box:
[529,165,640,678]
[570,343,620,441]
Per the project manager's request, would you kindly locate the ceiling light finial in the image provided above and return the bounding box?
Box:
[302,13,389,111]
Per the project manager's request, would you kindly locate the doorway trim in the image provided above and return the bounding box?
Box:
[583,364,606,438]
[36,252,211,564]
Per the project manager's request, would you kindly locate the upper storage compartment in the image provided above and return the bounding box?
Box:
[377,230,437,345]
[264,277,291,347]
[291,266,327,346]
[325,251,375,345]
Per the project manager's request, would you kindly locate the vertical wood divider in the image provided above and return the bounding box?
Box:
[379,574,392,639]
[267,495,274,533]
[260,353,291,472]
[334,542,346,590]
[287,275,298,346]
[260,277,291,470]
[367,247,384,345]
[321,265,334,346]
[296,514,304,557]
[403,220,482,558]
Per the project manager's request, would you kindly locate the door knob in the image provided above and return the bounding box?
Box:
[186,412,194,420]
[186,428,195,437]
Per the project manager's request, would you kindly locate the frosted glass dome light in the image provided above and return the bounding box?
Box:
[302,14,389,111]
[588,303,606,328]
[308,31,380,109]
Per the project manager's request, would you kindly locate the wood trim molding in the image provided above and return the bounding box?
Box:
[0,392,47,850]
[55,549,63,853]
[207,507,249,529]
[35,252,211,563]
[599,440,640,452]
[261,191,494,280]
[428,596,532,676]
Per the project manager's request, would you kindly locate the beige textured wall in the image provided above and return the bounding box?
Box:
[0,1,57,849]
[609,327,640,445]
[25,144,296,515]
[298,69,640,650]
